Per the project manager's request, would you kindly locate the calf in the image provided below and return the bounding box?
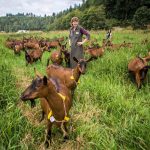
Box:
[13,43,24,55]
[20,72,72,148]
[85,46,104,58]
[25,47,45,65]
[24,42,40,49]
[49,42,67,65]
[5,40,15,49]
[128,52,150,89]
[121,41,132,48]
[46,57,93,95]
[50,50,63,65]
[102,39,123,50]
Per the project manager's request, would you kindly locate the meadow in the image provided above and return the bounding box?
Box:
[0,29,150,150]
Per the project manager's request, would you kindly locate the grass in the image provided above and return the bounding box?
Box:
[0,29,150,150]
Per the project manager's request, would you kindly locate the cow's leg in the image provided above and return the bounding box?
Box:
[61,122,69,141]
[135,72,141,89]
[45,121,52,148]
[39,110,45,122]
[30,100,36,108]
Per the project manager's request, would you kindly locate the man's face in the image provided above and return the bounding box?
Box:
[72,21,79,28]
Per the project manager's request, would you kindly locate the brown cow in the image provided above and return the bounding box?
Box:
[25,47,45,65]
[128,52,150,89]
[20,71,72,148]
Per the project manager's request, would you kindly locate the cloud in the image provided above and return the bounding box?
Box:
[0,0,82,16]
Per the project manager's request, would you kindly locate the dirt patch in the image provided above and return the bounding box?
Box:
[13,67,31,89]
[43,137,85,150]
[20,133,34,148]
[13,67,43,126]
[18,101,45,126]
[75,108,101,123]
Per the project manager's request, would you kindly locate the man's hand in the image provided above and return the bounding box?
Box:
[69,40,71,47]
[77,42,83,46]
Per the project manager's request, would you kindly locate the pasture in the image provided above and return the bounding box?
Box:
[0,29,150,150]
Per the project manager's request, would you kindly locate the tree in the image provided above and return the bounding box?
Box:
[52,13,56,17]
[80,6,106,30]
[132,6,150,29]
[104,0,143,20]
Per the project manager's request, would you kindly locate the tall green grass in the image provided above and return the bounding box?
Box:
[0,30,150,150]
[0,62,28,149]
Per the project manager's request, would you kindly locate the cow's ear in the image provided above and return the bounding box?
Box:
[43,76,47,85]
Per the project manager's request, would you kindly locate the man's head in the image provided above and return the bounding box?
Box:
[71,17,79,28]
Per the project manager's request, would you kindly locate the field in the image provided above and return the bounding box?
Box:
[0,29,150,150]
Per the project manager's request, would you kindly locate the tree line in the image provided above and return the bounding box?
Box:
[0,0,150,32]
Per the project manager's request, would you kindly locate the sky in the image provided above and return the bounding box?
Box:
[0,0,82,16]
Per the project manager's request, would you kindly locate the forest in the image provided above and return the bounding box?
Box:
[0,0,150,32]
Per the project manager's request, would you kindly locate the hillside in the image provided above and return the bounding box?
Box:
[0,0,150,32]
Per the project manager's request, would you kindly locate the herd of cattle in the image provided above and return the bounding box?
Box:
[5,35,150,147]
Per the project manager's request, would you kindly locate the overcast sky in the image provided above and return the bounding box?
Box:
[0,0,82,16]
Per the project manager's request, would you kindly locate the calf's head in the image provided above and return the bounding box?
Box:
[73,57,93,74]
[20,69,48,101]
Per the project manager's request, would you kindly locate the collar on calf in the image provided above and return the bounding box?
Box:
[70,71,80,84]
[47,93,70,122]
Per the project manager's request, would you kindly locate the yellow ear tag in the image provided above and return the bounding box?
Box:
[48,111,52,120]
[70,76,74,80]
[58,93,66,101]
[77,80,80,84]
[64,116,70,121]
